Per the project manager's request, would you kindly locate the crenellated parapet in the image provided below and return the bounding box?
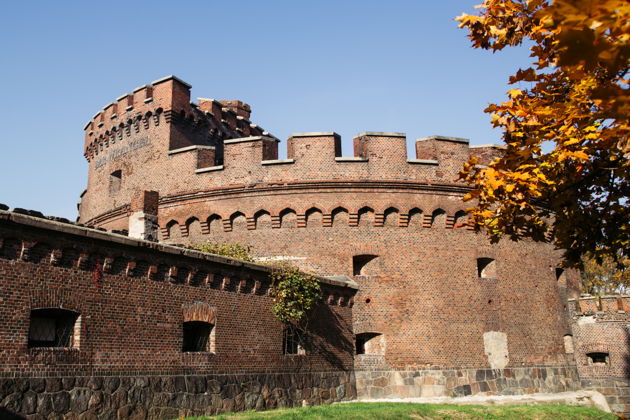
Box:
[78,76,507,232]
[82,76,274,163]
[568,295,630,321]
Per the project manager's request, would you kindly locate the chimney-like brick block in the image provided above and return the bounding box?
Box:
[353,132,407,163]
[196,147,216,169]
[223,136,279,170]
[469,144,504,166]
[287,132,341,162]
[415,135,470,178]
[218,100,251,120]
[129,190,159,242]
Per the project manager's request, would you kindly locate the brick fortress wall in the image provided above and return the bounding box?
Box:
[568,295,630,414]
[72,76,590,407]
[0,210,357,419]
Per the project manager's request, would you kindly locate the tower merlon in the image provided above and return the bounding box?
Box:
[353,132,408,161]
[223,136,279,168]
[288,132,342,160]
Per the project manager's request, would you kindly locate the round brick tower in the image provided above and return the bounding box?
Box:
[79,76,581,395]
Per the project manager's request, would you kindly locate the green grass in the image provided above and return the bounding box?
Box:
[184,402,618,420]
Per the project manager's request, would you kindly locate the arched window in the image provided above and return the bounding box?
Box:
[353,254,378,276]
[556,268,566,283]
[182,321,215,353]
[355,332,385,355]
[477,258,496,279]
[28,308,80,348]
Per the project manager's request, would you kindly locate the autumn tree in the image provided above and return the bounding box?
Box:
[456,0,629,267]
[581,253,630,294]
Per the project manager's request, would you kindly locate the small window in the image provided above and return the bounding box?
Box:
[182,321,214,352]
[353,254,378,276]
[477,258,496,278]
[356,332,384,355]
[587,352,609,366]
[556,268,566,283]
[563,334,574,354]
[283,327,306,355]
[28,308,79,348]
[110,170,122,194]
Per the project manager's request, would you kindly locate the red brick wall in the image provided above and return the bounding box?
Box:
[0,212,355,378]
[78,77,581,373]
[569,296,630,379]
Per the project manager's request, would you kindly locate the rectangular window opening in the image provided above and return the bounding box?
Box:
[182,321,214,352]
[28,308,79,348]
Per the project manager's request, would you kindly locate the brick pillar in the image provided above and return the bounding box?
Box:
[128,191,159,242]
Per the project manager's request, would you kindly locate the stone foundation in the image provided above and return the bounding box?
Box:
[355,366,580,400]
[581,377,630,415]
[0,371,356,419]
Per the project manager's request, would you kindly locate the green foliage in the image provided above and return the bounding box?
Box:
[192,242,255,262]
[191,243,320,325]
[269,262,321,325]
[185,402,616,420]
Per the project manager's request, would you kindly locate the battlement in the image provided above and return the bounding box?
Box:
[568,295,630,320]
[79,76,507,225]
[83,76,274,162]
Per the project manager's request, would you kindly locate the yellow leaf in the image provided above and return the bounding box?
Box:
[508,89,523,98]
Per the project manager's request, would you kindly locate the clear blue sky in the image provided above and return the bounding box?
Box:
[0,0,532,219]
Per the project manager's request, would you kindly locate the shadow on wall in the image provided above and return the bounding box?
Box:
[310,303,355,371]
[0,408,24,420]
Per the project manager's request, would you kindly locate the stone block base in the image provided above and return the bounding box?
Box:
[581,377,630,415]
[355,366,580,400]
[0,371,355,419]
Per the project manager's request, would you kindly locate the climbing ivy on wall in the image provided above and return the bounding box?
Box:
[192,241,255,262]
[269,262,321,325]
[192,242,321,325]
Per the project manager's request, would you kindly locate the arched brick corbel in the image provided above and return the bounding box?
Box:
[297,213,307,228]
[160,226,170,240]
[399,213,410,227]
[246,216,256,230]
[222,219,232,232]
[148,264,158,280]
[103,257,115,274]
[77,253,90,270]
[271,214,281,229]
[199,220,210,234]
[19,241,36,262]
[349,212,359,227]
[126,261,137,277]
[50,249,63,266]
[168,266,178,283]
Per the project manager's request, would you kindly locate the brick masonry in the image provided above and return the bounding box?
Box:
[568,295,630,413]
[1,75,628,418]
[0,211,356,418]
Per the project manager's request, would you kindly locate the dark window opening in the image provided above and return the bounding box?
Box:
[110,170,122,194]
[587,352,609,366]
[182,321,213,352]
[355,332,384,355]
[477,258,496,278]
[353,254,378,276]
[283,327,306,355]
[28,308,79,348]
[556,268,566,283]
